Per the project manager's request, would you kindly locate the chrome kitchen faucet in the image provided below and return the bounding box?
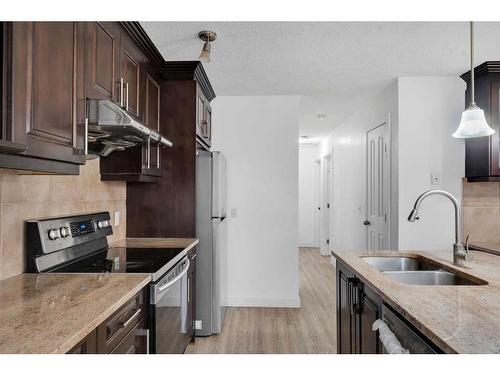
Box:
[407,189,468,267]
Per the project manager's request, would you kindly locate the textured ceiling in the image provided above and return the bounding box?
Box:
[141,21,500,138]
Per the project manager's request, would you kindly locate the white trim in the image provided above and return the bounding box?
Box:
[224,296,301,308]
[299,243,317,247]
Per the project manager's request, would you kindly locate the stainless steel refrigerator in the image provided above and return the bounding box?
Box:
[195,143,227,336]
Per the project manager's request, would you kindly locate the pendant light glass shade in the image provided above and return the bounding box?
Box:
[453,104,494,138]
[453,21,495,138]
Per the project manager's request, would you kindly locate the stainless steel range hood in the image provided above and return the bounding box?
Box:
[87,99,173,157]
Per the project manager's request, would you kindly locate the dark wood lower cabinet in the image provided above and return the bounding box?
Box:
[68,288,148,354]
[336,260,382,354]
[67,330,97,354]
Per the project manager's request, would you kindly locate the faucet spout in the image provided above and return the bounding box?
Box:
[407,189,466,266]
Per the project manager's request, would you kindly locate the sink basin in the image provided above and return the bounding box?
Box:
[362,256,440,271]
[381,270,485,286]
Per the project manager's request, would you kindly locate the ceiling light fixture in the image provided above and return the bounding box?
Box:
[453,22,495,138]
[198,30,217,63]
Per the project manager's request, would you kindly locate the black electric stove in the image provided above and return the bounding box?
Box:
[50,246,187,280]
[25,211,188,281]
[26,211,194,354]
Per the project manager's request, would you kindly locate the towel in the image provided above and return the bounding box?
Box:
[372,319,410,354]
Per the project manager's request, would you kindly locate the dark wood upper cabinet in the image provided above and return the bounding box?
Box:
[0,22,84,174]
[120,32,143,118]
[463,62,500,181]
[85,22,120,103]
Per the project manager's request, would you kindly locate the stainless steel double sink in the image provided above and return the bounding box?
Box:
[362,256,486,286]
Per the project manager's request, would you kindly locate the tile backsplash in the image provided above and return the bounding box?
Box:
[0,159,126,280]
[463,179,500,243]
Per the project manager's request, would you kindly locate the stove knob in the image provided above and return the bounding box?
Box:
[48,228,60,240]
[60,227,70,238]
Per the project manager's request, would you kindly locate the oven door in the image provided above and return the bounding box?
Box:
[149,257,191,354]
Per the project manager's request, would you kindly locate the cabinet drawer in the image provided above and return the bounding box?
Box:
[97,290,144,353]
[110,318,148,354]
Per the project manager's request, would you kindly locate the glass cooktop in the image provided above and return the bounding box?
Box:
[51,247,186,274]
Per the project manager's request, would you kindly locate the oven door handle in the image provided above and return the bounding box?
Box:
[157,258,190,294]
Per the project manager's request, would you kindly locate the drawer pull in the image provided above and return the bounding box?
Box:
[119,308,142,329]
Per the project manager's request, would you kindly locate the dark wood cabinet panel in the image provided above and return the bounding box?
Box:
[359,286,381,354]
[67,330,97,354]
[337,268,353,354]
[85,22,120,102]
[121,33,142,118]
[109,318,148,354]
[463,62,500,181]
[97,289,144,353]
[336,260,381,354]
[0,22,85,170]
[69,288,147,354]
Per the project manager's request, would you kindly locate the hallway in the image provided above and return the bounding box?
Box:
[186,247,336,354]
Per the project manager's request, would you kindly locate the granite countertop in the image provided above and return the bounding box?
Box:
[333,249,500,353]
[469,242,500,256]
[109,237,199,252]
[0,273,150,354]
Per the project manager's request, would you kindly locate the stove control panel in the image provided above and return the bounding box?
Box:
[27,211,113,256]
[70,219,95,237]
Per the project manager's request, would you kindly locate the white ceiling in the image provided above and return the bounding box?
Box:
[141,21,500,139]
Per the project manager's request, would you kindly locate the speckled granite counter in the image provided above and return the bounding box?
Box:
[333,249,500,353]
[469,242,500,257]
[110,237,198,252]
[0,273,150,354]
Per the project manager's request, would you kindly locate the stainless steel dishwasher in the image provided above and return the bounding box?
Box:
[380,304,439,354]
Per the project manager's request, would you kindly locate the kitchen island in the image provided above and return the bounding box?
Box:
[333,249,500,354]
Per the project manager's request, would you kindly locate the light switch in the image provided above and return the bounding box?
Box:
[431,173,441,186]
[114,210,120,226]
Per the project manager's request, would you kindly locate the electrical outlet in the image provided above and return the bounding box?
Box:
[114,210,120,226]
[194,320,203,330]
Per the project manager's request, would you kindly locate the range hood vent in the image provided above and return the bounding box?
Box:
[87,99,173,157]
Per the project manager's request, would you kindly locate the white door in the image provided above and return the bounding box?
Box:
[366,123,390,250]
[314,159,321,247]
[321,154,332,256]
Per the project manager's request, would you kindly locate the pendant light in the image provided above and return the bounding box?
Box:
[453,22,495,138]
[198,31,217,63]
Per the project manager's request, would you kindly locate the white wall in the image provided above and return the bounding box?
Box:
[397,77,465,251]
[314,76,465,252]
[212,96,301,308]
[298,145,318,247]
[316,82,399,251]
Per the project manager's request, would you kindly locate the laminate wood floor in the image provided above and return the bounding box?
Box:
[186,247,336,354]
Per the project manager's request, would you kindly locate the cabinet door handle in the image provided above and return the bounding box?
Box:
[348,277,360,314]
[125,82,129,111]
[119,77,124,107]
[84,118,89,156]
[147,138,151,169]
[118,308,142,329]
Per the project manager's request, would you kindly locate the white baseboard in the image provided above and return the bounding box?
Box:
[224,296,301,308]
[299,243,317,248]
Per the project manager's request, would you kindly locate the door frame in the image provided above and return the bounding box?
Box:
[320,151,333,256]
[365,113,391,250]
[313,158,322,248]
